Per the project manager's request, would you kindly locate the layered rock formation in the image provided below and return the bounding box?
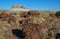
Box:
[10,4,30,12]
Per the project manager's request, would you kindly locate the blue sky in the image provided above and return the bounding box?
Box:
[0,0,60,11]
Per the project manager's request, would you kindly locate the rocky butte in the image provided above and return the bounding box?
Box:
[9,4,30,13]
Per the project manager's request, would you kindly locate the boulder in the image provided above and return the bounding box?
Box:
[55,11,60,18]
[27,10,40,16]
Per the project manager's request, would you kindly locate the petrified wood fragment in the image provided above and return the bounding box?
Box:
[22,23,45,39]
[55,11,60,18]
[28,10,40,16]
[20,12,29,18]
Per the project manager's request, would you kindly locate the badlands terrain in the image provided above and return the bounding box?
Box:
[0,4,60,39]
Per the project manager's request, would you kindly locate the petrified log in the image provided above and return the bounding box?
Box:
[55,11,60,18]
[0,11,11,21]
[0,11,9,18]
[22,23,44,39]
[20,12,29,18]
[0,11,16,23]
[27,10,40,16]
[20,10,40,18]
[7,16,16,23]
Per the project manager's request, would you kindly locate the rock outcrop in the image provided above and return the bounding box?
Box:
[10,4,30,12]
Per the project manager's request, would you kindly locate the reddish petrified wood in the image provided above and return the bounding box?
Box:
[0,11,16,23]
[27,10,40,16]
[22,23,44,39]
[20,10,40,18]
[0,11,10,21]
[20,12,29,18]
[55,11,60,18]
[0,11,9,18]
